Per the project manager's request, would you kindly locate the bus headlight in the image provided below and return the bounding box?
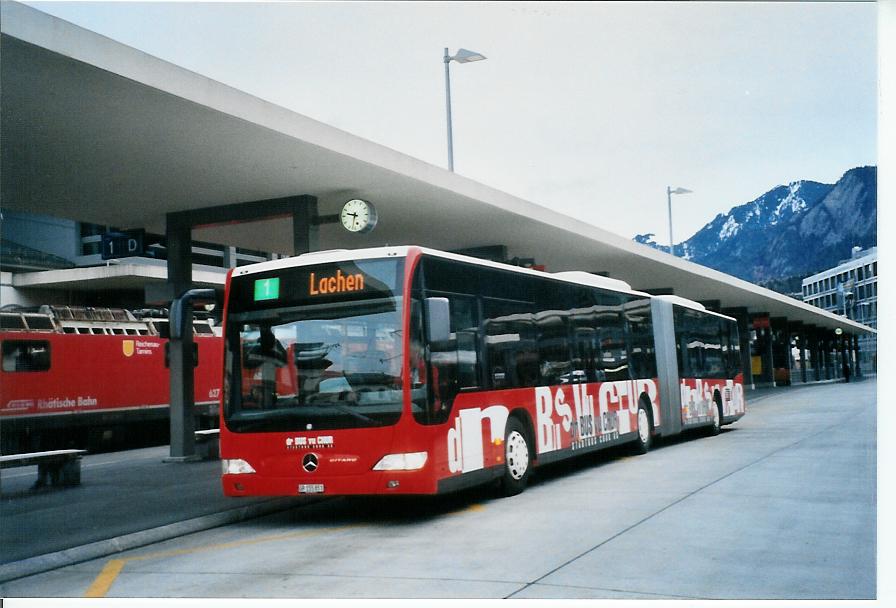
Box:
[222,459,256,474]
[372,452,428,471]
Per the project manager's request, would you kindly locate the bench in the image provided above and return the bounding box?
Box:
[194,429,220,460]
[0,449,87,489]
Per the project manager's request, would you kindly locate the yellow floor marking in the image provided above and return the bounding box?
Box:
[83,559,126,598]
[85,500,487,597]
[448,502,485,516]
[83,524,358,598]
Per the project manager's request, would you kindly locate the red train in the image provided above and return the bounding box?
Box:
[1,305,223,454]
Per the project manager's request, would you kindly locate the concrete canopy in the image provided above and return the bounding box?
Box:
[0,2,871,335]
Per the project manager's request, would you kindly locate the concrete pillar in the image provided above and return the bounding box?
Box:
[822,333,832,380]
[809,327,821,382]
[798,327,808,384]
[165,212,197,462]
[771,317,789,386]
[293,195,319,255]
[223,246,237,269]
[749,314,774,388]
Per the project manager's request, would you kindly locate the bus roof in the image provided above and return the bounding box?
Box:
[230,246,724,310]
[656,295,737,322]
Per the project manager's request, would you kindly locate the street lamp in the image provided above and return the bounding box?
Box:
[444,47,487,172]
[666,186,692,255]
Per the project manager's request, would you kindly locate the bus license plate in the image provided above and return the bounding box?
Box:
[299,484,324,494]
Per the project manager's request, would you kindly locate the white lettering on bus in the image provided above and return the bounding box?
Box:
[535,387,556,453]
[535,379,659,453]
[447,405,509,474]
[681,378,745,421]
[36,396,99,410]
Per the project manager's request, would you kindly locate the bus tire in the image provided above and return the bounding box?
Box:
[633,402,652,455]
[708,393,722,437]
[501,417,532,496]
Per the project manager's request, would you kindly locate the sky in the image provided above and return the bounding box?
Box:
[21,0,878,243]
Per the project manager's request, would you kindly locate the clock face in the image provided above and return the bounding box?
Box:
[340,199,377,233]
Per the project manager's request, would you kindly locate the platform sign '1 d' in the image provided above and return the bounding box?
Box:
[101,229,145,260]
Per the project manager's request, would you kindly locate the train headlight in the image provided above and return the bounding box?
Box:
[372,452,428,471]
[222,459,256,474]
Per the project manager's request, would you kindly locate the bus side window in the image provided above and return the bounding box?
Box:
[624,298,657,380]
[536,312,571,386]
[428,294,480,421]
[593,295,628,382]
[728,322,742,378]
[2,340,51,372]
[484,300,538,389]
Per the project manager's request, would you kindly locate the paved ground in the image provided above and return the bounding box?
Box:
[0,379,877,599]
[1,445,305,564]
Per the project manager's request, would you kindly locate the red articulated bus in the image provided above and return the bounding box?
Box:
[0,306,222,453]
[220,246,745,497]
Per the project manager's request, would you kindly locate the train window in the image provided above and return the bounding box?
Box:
[63,327,77,334]
[0,315,26,330]
[25,316,55,331]
[2,340,51,372]
[194,323,215,335]
[155,320,171,338]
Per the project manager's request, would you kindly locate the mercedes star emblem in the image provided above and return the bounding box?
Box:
[302,453,319,473]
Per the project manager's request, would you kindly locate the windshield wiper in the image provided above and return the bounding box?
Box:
[308,400,383,426]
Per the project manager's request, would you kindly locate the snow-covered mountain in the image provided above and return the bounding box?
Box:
[633,166,877,287]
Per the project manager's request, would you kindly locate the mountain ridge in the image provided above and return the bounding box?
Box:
[633,166,877,290]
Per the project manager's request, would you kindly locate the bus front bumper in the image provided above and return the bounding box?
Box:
[222,469,438,496]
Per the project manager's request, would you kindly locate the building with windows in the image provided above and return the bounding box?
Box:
[801,246,877,371]
[1,210,280,310]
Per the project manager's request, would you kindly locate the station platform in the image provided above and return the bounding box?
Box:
[0,444,308,583]
[0,379,853,584]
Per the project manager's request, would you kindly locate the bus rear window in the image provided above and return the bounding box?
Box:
[2,340,51,372]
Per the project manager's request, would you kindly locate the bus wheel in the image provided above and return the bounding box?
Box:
[708,395,722,437]
[501,417,531,496]
[633,403,652,455]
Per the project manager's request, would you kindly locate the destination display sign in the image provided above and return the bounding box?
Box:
[228,258,404,314]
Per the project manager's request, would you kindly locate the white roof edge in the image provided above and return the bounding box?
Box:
[11,264,227,287]
[552,271,632,293]
[657,295,707,312]
[231,247,413,277]
[233,245,646,298]
[657,295,743,322]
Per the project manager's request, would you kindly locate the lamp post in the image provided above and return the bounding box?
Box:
[444,47,486,172]
[666,186,692,255]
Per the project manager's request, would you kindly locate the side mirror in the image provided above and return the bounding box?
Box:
[424,297,451,346]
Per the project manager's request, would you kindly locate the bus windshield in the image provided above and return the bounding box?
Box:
[224,258,405,432]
